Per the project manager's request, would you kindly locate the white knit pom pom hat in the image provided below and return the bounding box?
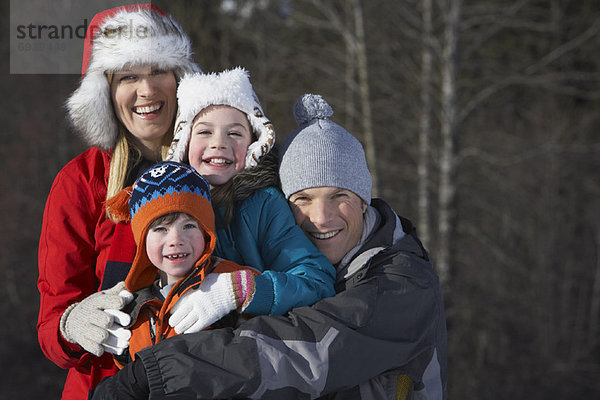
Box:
[279,94,372,204]
[167,67,276,169]
[66,4,201,150]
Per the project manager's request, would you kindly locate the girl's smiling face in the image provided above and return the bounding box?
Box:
[187,105,252,187]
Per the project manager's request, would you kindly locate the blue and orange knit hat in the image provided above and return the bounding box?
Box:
[107,161,215,291]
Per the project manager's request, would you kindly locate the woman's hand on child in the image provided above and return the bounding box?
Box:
[59,281,133,357]
[169,271,255,334]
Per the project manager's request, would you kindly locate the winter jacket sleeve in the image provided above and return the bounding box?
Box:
[133,235,445,399]
[222,187,336,316]
[37,149,114,370]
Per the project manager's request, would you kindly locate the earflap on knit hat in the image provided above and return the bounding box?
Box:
[125,161,216,291]
[66,4,201,150]
[279,94,372,204]
[166,67,275,168]
[105,185,134,222]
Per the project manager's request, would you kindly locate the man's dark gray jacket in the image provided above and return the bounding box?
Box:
[135,198,448,399]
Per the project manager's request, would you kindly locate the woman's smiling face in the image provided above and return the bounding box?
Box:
[110,64,177,157]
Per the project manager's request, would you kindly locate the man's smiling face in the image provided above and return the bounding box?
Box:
[289,186,366,265]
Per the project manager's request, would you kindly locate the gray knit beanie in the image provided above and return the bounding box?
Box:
[279,94,372,204]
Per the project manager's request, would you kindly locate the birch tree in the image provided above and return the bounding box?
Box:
[418,0,434,251]
[436,0,462,285]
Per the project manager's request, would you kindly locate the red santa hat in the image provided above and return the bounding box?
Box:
[66,4,201,150]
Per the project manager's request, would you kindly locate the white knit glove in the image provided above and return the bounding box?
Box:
[102,309,132,356]
[60,282,133,357]
[169,271,255,334]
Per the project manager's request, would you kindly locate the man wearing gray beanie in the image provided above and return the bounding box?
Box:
[93,95,447,400]
[279,95,373,269]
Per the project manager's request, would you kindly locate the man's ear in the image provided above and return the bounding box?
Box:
[362,201,368,213]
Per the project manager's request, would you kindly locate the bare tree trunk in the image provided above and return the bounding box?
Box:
[437,0,462,285]
[344,1,356,134]
[352,0,378,198]
[418,0,433,249]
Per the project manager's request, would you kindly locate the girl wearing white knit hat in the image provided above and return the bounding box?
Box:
[37,4,200,398]
[162,68,336,335]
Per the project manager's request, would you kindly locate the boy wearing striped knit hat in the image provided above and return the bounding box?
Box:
[104,161,256,365]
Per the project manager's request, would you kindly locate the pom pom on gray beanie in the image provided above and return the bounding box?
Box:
[279,94,372,204]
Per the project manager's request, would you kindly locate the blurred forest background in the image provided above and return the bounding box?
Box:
[1,0,599,398]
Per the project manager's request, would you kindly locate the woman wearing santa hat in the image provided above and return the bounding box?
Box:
[36,4,200,398]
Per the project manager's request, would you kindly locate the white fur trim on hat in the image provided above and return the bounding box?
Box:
[166,67,275,168]
[66,5,201,150]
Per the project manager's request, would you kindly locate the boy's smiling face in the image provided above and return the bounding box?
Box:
[145,213,206,285]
